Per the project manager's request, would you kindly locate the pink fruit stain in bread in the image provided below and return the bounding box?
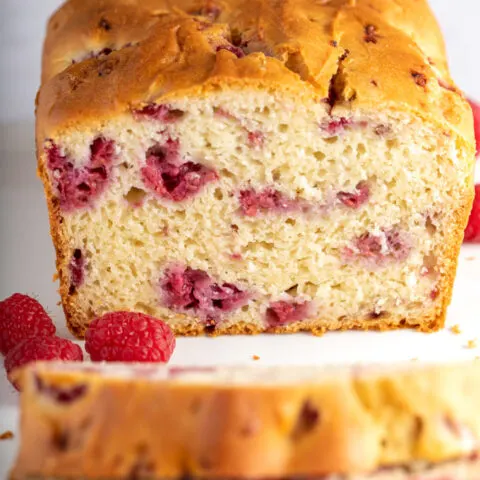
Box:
[214,107,237,121]
[216,44,245,58]
[46,138,116,211]
[141,140,218,201]
[266,300,311,326]
[133,104,185,123]
[430,288,439,300]
[69,249,85,293]
[72,47,113,65]
[160,265,250,320]
[320,117,352,136]
[247,131,265,148]
[239,188,302,216]
[35,374,87,404]
[337,182,370,208]
[344,229,412,265]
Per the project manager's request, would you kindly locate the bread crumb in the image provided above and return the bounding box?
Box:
[0,431,14,440]
[466,339,478,349]
[466,256,476,261]
[252,355,260,361]
[411,357,418,361]
[450,324,461,335]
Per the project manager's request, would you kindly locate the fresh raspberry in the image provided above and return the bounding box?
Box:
[4,336,83,390]
[72,47,114,65]
[464,185,480,242]
[85,312,176,363]
[468,98,480,156]
[0,294,56,355]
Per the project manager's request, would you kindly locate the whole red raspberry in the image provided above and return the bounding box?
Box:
[0,293,56,355]
[85,312,176,363]
[4,336,83,390]
[468,98,480,156]
[465,185,480,242]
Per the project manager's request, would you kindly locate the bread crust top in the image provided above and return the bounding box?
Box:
[37,0,473,151]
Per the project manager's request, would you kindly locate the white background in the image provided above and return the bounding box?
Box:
[1,0,480,477]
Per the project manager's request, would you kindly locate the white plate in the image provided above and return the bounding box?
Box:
[1,123,480,477]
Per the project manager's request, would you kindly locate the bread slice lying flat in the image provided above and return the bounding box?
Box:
[36,0,475,337]
[10,361,480,479]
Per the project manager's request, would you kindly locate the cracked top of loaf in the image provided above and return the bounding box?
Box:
[37,0,474,149]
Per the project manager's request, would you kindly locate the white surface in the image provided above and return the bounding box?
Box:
[1,0,480,477]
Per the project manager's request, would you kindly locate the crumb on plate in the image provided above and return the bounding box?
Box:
[0,431,14,440]
[450,324,461,334]
[252,355,260,361]
[466,339,478,349]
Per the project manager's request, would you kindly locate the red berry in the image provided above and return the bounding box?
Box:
[85,312,176,363]
[0,294,56,355]
[464,185,480,242]
[4,336,83,390]
[468,98,480,156]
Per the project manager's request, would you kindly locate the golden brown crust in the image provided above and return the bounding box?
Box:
[42,0,450,84]
[37,0,473,141]
[36,132,78,338]
[11,362,480,478]
[66,312,440,339]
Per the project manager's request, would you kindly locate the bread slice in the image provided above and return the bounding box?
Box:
[11,361,480,479]
[37,0,475,337]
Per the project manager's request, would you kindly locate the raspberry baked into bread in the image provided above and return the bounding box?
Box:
[11,362,480,479]
[37,0,475,336]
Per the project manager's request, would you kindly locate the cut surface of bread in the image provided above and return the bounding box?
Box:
[37,0,475,336]
[11,362,480,479]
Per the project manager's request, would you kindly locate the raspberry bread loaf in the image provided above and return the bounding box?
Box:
[37,0,475,336]
[11,362,480,479]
